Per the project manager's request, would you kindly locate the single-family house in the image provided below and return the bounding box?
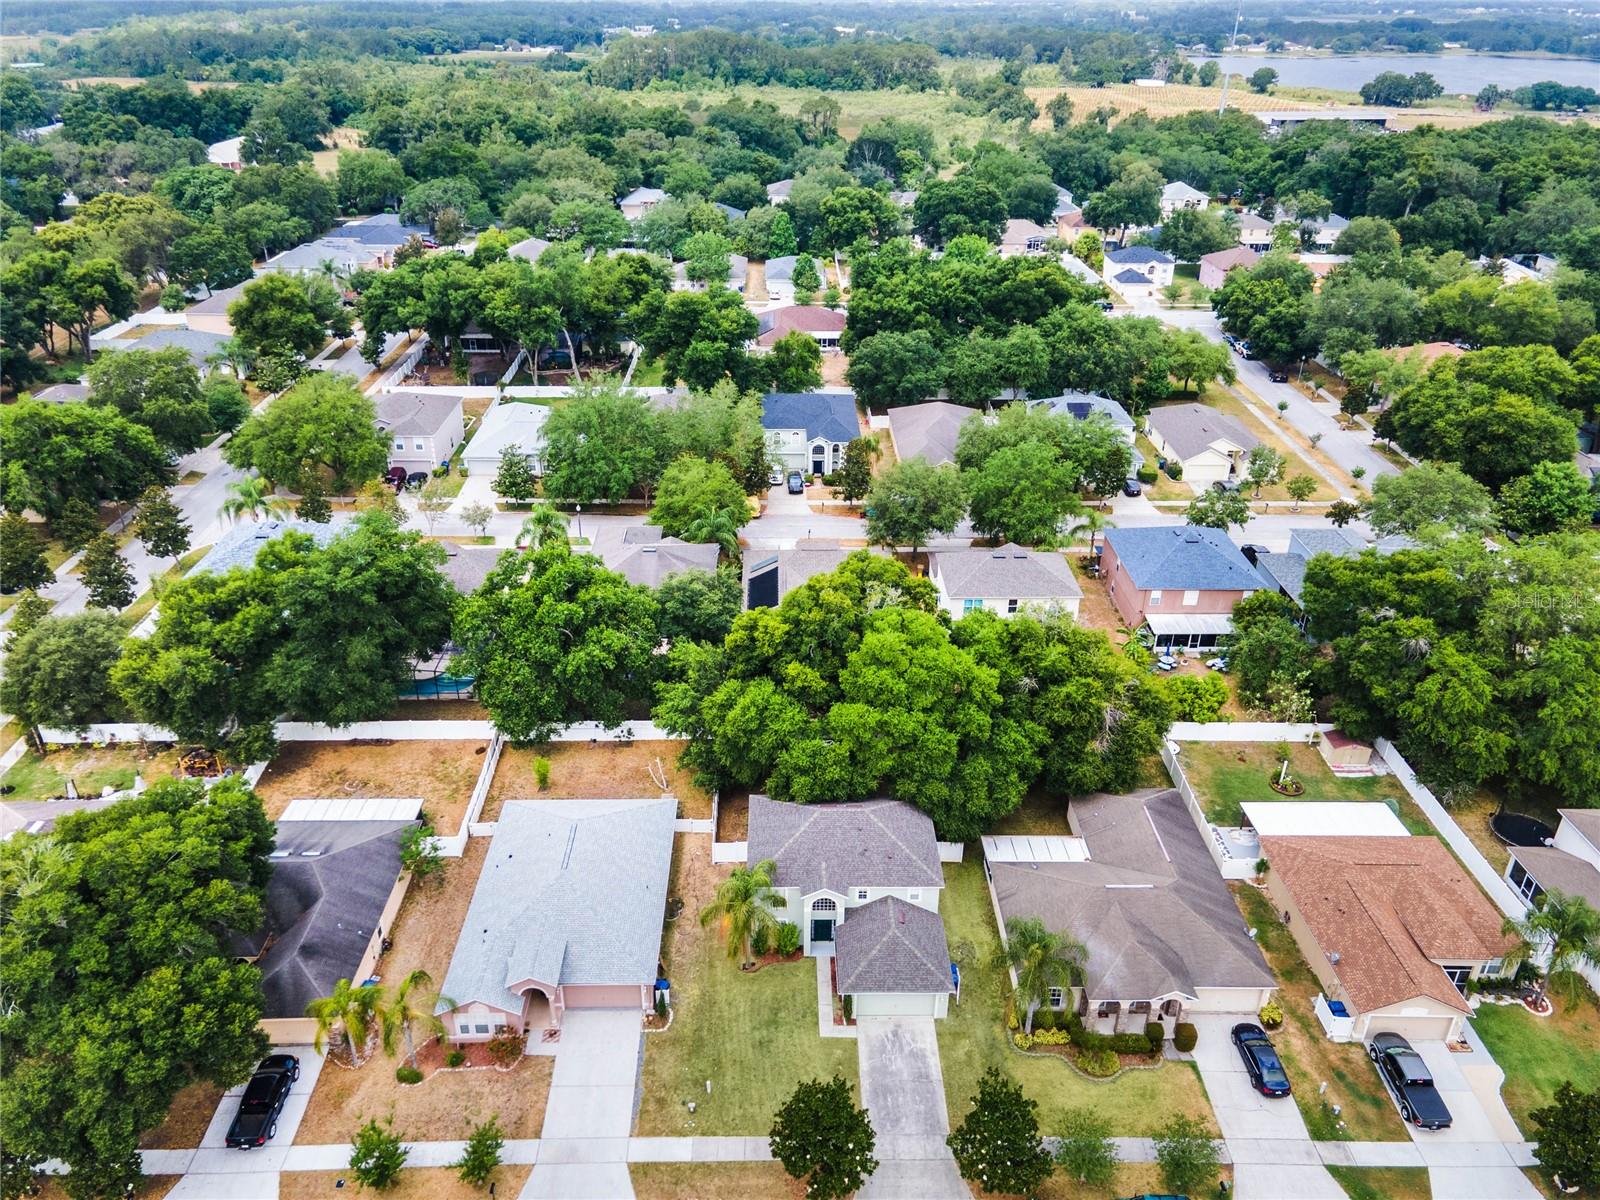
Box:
[985,788,1277,1030]
[1031,391,1140,469]
[331,214,433,247]
[747,795,952,1017]
[1509,252,1559,281]
[928,544,1083,620]
[1237,207,1349,253]
[263,237,394,278]
[1145,402,1260,487]
[889,190,918,210]
[620,186,666,221]
[761,391,859,476]
[1505,809,1600,913]
[1100,526,1267,650]
[1477,255,1542,286]
[1052,187,1084,239]
[99,328,232,376]
[1298,253,1352,289]
[761,255,798,303]
[1262,835,1517,1043]
[713,201,746,222]
[885,400,973,467]
[1160,180,1210,218]
[743,541,886,609]
[673,253,748,293]
[437,798,676,1040]
[1246,527,1371,611]
[607,537,721,588]
[184,281,249,337]
[461,400,551,477]
[1198,245,1260,290]
[1058,251,1102,285]
[766,178,794,204]
[1102,246,1175,292]
[374,390,465,473]
[437,544,505,594]
[190,519,340,578]
[208,136,244,172]
[508,235,552,265]
[755,305,847,351]
[999,218,1053,257]
[230,819,412,1043]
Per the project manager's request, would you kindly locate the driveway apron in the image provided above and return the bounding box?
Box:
[854,1016,969,1200]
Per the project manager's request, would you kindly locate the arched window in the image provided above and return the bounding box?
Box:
[812,897,837,913]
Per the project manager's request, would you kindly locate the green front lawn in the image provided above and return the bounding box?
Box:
[1472,985,1600,1132]
[629,356,666,387]
[635,837,858,1136]
[938,856,1219,1138]
[0,744,184,802]
[1325,1167,1431,1200]
[1232,883,1409,1141]
[1177,741,1422,832]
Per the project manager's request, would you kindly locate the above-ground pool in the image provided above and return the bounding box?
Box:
[1491,810,1555,847]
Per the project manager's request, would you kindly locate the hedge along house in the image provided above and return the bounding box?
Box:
[984,789,1276,1034]
[436,798,676,1043]
[229,819,414,1045]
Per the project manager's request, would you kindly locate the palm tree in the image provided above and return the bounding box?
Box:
[683,506,743,558]
[517,503,568,550]
[1064,508,1115,559]
[221,476,291,523]
[379,969,450,1069]
[699,858,782,968]
[306,978,383,1064]
[1501,891,1600,1004]
[997,916,1087,1035]
[206,337,255,378]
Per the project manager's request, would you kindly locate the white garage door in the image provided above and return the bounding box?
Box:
[853,992,939,1018]
[1360,1014,1457,1043]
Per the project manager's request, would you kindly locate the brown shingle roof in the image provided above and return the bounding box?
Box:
[1262,835,1517,1016]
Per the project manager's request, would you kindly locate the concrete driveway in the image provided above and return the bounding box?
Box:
[521,1009,643,1199]
[1186,1015,1345,1200]
[1401,1039,1540,1200]
[854,1017,969,1199]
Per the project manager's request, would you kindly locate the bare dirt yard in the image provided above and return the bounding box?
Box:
[253,740,490,833]
[138,1080,225,1150]
[485,741,711,821]
[631,1162,805,1199]
[282,1167,533,1199]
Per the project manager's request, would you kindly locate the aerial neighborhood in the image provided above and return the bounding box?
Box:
[1,4,1599,1199]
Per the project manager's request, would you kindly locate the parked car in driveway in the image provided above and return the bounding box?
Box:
[225,1054,300,1149]
[1122,478,1142,497]
[786,471,805,494]
[1232,1022,1291,1097]
[769,467,784,486]
[1369,1033,1452,1129]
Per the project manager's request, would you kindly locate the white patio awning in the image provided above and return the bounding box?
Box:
[981,834,1091,863]
[1242,801,1410,838]
[1144,613,1234,636]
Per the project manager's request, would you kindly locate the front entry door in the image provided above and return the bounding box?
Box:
[811,918,834,944]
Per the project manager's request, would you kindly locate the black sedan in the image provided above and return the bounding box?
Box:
[225,1054,301,1149]
[1369,1033,1452,1129]
[1231,1023,1291,1097]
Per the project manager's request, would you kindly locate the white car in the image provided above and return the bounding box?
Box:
[769,468,783,487]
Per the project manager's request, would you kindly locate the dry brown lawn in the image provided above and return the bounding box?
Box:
[281,1166,532,1199]
[310,126,364,175]
[485,741,711,821]
[254,740,490,832]
[35,1180,177,1199]
[138,1080,225,1150]
[1030,1162,1232,1199]
[380,699,491,721]
[1066,557,1130,642]
[380,836,488,991]
[632,1162,806,1199]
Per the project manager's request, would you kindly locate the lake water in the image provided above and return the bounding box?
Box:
[1186,52,1600,94]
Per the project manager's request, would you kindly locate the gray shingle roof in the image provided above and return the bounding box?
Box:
[1031,392,1135,431]
[1506,845,1600,907]
[230,820,410,1020]
[1103,526,1268,592]
[743,541,888,608]
[508,236,552,263]
[609,538,720,587]
[1107,245,1174,265]
[624,525,666,544]
[622,186,666,206]
[1114,268,1153,284]
[885,401,973,466]
[1146,403,1260,462]
[102,327,230,373]
[437,545,505,593]
[187,281,248,315]
[191,518,340,576]
[930,544,1083,601]
[1251,551,1309,603]
[333,214,431,246]
[1560,808,1600,848]
[835,896,952,995]
[437,798,676,1013]
[989,788,1274,1002]
[760,392,858,444]
[374,390,461,438]
[764,255,796,283]
[1287,527,1365,560]
[747,795,943,895]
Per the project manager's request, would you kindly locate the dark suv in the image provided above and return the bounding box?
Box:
[1232,1022,1291,1097]
[1369,1033,1452,1129]
[225,1054,301,1149]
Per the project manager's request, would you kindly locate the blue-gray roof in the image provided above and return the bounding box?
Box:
[331,214,431,246]
[1114,268,1153,284]
[102,327,230,373]
[1251,551,1309,603]
[1032,391,1135,431]
[761,392,858,444]
[1287,527,1365,561]
[1104,526,1269,592]
[191,518,340,576]
[1107,245,1174,265]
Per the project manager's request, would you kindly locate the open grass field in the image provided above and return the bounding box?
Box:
[281,1167,533,1200]
[1232,882,1409,1141]
[1472,984,1600,1131]
[487,740,712,821]
[636,834,860,1135]
[253,738,490,832]
[938,856,1219,1139]
[309,125,364,176]
[1,743,184,802]
[1176,741,1418,831]
[631,1162,805,1200]
[1325,1166,1433,1200]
